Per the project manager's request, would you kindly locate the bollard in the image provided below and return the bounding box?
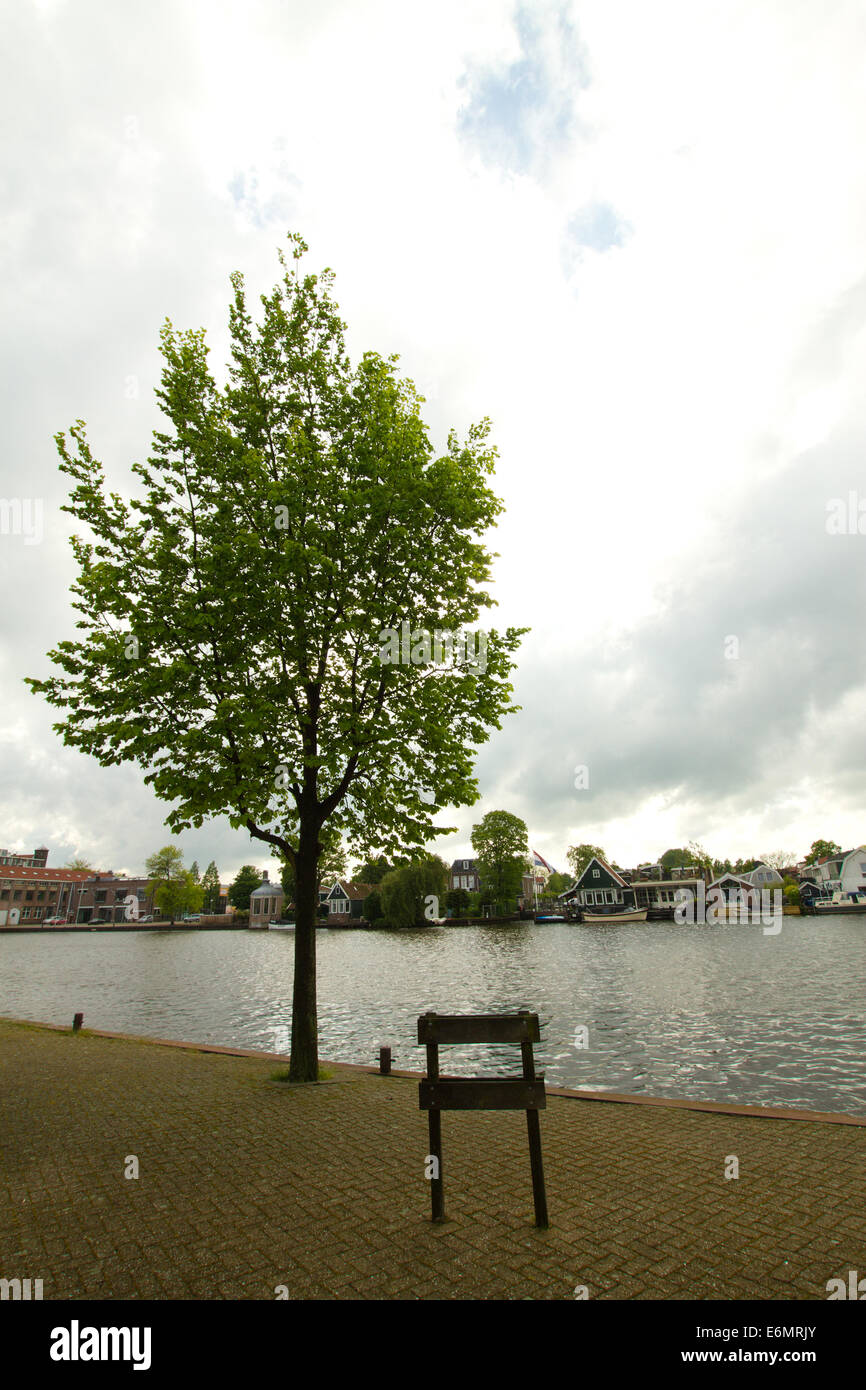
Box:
[72,1013,84,1032]
[379,1045,391,1075]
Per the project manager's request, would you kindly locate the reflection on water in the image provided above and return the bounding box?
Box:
[1,916,864,1114]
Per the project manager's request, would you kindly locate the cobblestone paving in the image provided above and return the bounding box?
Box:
[1,1019,864,1300]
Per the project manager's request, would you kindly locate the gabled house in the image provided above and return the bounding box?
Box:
[318,880,374,924]
[706,873,760,908]
[802,846,866,902]
[741,862,783,889]
[559,857,636,914]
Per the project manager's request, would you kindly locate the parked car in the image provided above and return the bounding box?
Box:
[43,916,68,925]
[136,914,155,923]
[182,914,202,922]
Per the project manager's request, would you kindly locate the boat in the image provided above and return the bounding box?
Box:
[814,892,866,914]
[534,914,565,922]
[580,908,649,925]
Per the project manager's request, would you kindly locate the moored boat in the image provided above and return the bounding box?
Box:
[580,908,649,925]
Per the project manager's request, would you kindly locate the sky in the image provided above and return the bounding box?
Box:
[2,0,866,881]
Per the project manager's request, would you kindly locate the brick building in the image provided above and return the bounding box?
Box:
[0,865,93,926]
[0,846,49,868]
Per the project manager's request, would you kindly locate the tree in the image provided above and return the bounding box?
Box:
[686,841,714,875]
[353,855,393,884]
[229,864,261,912]
[362,889,383,923]
[189,860,201,881]
[808,839,842,863]
[545,871,571,896]
[28,233,526,1080]
[201,860,221,912]
[445,886,470,916]
[471,810,528,914]
[566,844,607,879]
[660,847,690,869]
[379,856,448,927]
[64,856,93,871]
[757,850,799,871]
[145,846,203,925]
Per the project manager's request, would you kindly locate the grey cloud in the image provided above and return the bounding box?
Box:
[472,426,866,853]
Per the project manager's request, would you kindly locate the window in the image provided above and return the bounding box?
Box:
[25,891,34,901]
[592,870,600,878]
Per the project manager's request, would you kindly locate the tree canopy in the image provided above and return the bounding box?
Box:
[566,843,607,878]
[471,809,528,913]
[28,232,525,1079]
[808,839,842,862]
[228,864,262,912]
[145,845,203,923]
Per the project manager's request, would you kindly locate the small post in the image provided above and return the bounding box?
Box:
[72,1013,83,1033]
[379,1045,391,1076]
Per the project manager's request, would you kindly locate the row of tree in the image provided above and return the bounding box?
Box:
[564,839,845,882]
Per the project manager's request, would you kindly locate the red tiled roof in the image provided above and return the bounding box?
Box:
[0,866,99,882]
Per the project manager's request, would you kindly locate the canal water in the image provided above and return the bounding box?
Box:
[1,916,864,1115]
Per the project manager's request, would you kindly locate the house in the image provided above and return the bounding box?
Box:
[318,880,374,924]
[629,874,706,913]
[248,871,285,926]
[559,857,637,914]
[449,859,480,893]
[802,846,866,902]
[740,862,783,890]
[706,873,761,908]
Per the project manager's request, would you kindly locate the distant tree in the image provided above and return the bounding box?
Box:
[732,857,759,875]
[189,860,201,882]
[354,855,393,884]
[757,850,799,871]
[445,887,470,916]
[566,844,607,878]
[686,841,714,874]
[145,846,203,925]
[472,811,528,914]
[229,864,262,912]
[808,839,842,863]
[545,871,571,896]
[64,856,93,870]
[660,847,690,869]
[201,861,221,912]
[380,857,448,927]
[362,889,383,923]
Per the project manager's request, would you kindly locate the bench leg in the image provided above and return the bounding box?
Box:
[526,1109,548,1228]
[428,1110,445,1221]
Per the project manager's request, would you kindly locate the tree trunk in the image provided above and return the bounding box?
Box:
[289,822,319,1081]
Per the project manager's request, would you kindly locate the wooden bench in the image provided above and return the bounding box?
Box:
[417,1009,548,1228]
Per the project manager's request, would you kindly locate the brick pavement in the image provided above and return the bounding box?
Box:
[0,1018,864,1300]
